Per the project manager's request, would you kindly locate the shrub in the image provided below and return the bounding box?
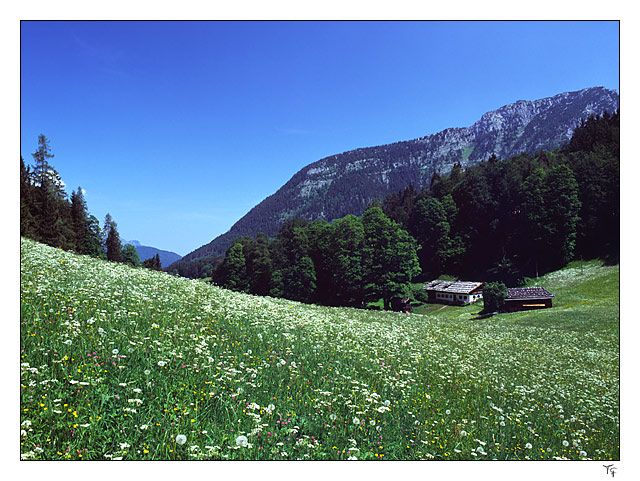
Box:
[483,281,507,313]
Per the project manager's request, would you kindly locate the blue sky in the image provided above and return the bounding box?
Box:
[20,21,619,256]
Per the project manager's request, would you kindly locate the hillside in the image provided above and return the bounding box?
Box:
[175,86,619,265]
[20,238,619,460]
[122,239,182,267]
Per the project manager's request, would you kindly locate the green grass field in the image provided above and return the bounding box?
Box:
[20,238,619,460]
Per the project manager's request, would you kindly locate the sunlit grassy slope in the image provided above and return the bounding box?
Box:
[20,238,619,460]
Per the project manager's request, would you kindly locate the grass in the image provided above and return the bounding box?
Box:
[20,238,619,460]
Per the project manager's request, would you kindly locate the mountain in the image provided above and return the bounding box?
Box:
[175,86,619,265]
[122,239,182,268]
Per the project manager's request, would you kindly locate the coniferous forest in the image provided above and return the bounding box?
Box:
[20,134,163,272]
[207,111,619,306]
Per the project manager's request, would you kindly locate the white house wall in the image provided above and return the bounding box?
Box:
[434,292,483,304]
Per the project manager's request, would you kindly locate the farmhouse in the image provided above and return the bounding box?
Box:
[423,280,484,305]
[504,287,555,312]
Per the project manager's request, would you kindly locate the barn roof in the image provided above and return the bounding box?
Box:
[424,280,483,294]
[506,287,555,300]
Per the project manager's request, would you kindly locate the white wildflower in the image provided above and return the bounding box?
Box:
[176,434,187,445]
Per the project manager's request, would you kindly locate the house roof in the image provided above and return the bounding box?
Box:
[424,280,483,294]
[506,287,555,300]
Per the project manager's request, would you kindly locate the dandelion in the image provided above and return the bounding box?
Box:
[267,404,275,411]
[112,349,119,355]
[352,417,360,425]
[562,440,569,447]
[525,443,532,449]
[330,413,337,421]
[236,435,248,447]
[460,430,467,437]
[176,434,187,445]
[384,400,391,406]
[144,369,151,376]
[158,361,166,367]
[579,450,587,457]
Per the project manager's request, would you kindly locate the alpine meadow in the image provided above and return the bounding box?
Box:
[20,238,618,460]
[19,20,620,465]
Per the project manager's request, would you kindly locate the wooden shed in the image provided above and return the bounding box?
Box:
[504,287,555,312]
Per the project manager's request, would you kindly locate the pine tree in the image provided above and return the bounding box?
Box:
[85,215,104,258]
[70,187,89,253]
[20,157,37,238]
[104,214,122,262]
[31,135,62,246]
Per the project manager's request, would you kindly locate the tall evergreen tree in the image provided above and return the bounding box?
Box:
[70,187,89,254]
[20,156,37,238]
[104,214,122,262]
[84,215,104,258]
[31,135,63,246]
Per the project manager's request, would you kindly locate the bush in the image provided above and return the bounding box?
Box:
[483,281,507,313]
[411,285,429,304]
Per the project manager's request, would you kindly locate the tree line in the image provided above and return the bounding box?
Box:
[212,207,421,310]
[212,111,618,307]
[380,110,619,284]
[20,134,163,271]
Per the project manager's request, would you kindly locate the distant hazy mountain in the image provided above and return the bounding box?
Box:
[122,239,182,268]
[175,86,619,265]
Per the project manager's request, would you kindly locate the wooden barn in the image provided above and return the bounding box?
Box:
[423,280,484,305]
[504,287,555,312]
